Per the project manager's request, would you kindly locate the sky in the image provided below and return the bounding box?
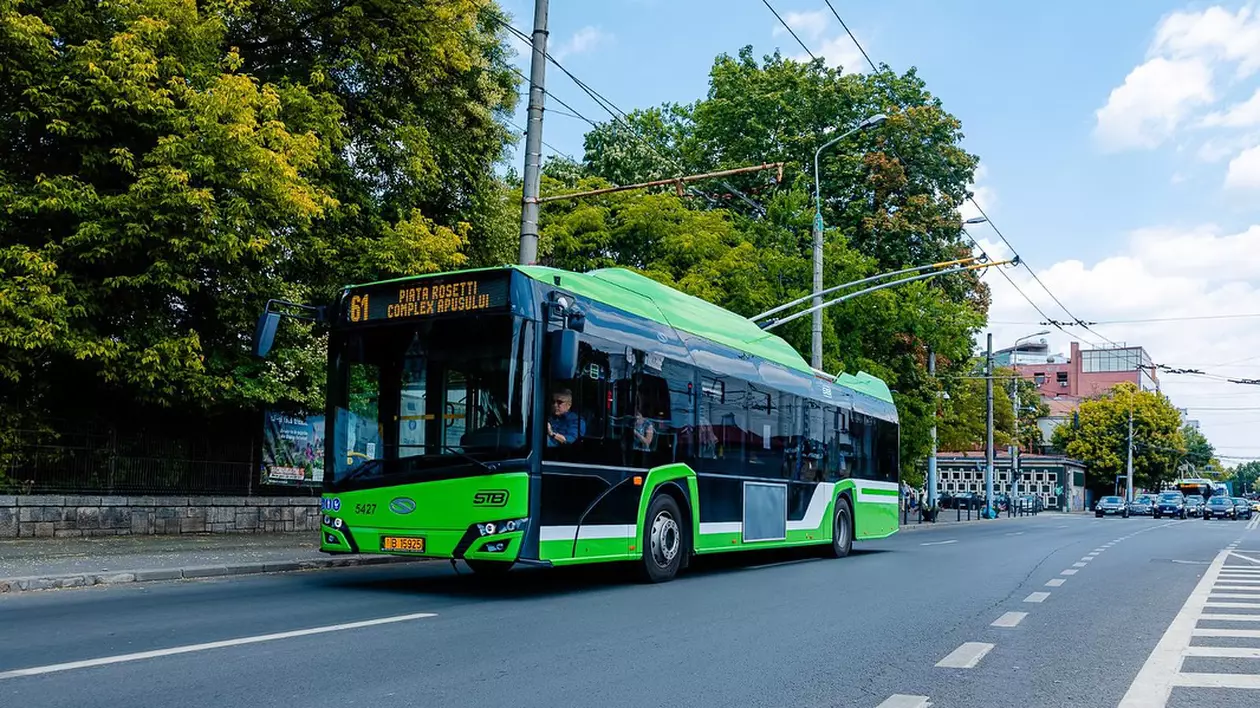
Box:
[495,0,1260,466]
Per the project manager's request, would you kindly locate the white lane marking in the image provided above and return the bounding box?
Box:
[1118,548,1229,707]
[1172,673,1260,689]
[1084,554,1099,559]
[1215,579,1260,584]
[1200,614,1260,621]
[1061,569,1079,576]
[1072,562,1089,568]
[1004,531,1025,536]
[1193,628,1260,638]
[0,612,437,681]
[935,642,994,669]
[1024,592,1051,603]
[921,540,958,546]
[1210,592,1260,599]
[1206,601,1260,608]
[1232,552,1260,564]
[1184,646,1260,658]
[1046,578,1066,587]
[876,695,932,708]
[1221,568,1260,574]
[991,612,1028,627]
[1214,586,1260,592]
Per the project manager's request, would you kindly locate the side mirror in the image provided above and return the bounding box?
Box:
[548,329,579,380]
[252,311,281,358]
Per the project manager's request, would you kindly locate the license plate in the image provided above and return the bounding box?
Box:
[381,536,426,552]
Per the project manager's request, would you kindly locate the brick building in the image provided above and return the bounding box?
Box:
[994,339,1159,450]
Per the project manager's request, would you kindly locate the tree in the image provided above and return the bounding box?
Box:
[0,0,519,479]
[934,366,1046,453]
[547,48,990,480]
[1051,383,1186,494]
[1227,461,1260,495]
[1181,424,1215,472]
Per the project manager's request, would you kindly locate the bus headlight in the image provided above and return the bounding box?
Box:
[477,517,529,536]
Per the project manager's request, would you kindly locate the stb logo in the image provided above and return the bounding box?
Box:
[473,490,509,507]
[389,497,417,515]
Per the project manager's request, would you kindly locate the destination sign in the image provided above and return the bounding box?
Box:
[343,274,509,324]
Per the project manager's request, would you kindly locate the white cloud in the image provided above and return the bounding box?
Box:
[960,164,996,223]
[1202,87,1260,126]
[980,222,1260,462]
[1093,57,1214,151]
[552,26,611,61]
[770,10,869,73]
[1225,143,1260,188]
[1152,5,1260,78]
[772,10,829,42]
[1094,4,1260,158]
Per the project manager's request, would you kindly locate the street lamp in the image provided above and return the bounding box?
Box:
[1008,330,1050,508]
[963,216,988,225]
[810,113,887,370]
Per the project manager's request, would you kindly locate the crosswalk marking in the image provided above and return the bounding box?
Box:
[1119,548,1260,706]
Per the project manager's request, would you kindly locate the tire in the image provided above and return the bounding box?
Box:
[465,559,513,575]
[1122,510,1129,518]
[639,493,686,583]
[1095,512,1103,518]
[1180,510,1187,519]
[824,497,855,559]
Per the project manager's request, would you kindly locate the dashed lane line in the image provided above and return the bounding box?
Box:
[0,612,438,680]
[1060,569,1079,576]
[991,612,1028,628]
[1046,579,1066,587]
[876,695,932,708]
[935,642,994,669]
[1024,592,1050,603]
[920,540,958,546]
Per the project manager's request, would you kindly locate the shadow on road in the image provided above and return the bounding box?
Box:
[313,545,890,600]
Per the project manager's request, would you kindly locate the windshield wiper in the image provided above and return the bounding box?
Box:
[341,458,385,483]
[441,445,492,471]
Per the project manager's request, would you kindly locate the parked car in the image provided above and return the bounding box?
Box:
[1153,491,1187,519]
[1203,496,1237,520]
[1184,496,1205,518]
[1232,498,1254,520]
[1096,496,1129,517]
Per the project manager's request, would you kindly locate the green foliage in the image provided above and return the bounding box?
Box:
[1226,461,1260,495]
[1181,424,1215,471]
[0,0,518,448]
[550,48,988,477]
[934,366,1046,453]
[1051,383,1186,492]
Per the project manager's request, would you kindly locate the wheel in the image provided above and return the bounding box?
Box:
[465,559,513,575]
[1095,512,1103,518]
[1180,510,1187,519]
[639,493,686,583]
[1122,510,1129,518]
[824,497,855,559]
[1154,513,1161,519]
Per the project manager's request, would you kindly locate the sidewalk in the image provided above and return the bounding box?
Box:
[0,533,422,594]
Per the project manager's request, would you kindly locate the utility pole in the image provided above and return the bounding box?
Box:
[1126,404,1134,502]
[1012,380,1020,505]
[517,0,549,266]
[986,333,995,518]
[928,350,938,509]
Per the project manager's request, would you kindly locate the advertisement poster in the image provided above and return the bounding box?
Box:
[261,411,325,486]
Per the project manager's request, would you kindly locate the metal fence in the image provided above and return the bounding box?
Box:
[5,417,315,497]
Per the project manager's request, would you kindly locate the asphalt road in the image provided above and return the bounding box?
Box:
[3,512,1259,708]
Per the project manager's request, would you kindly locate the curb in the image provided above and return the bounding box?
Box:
[897,512,1068,532]
[0,555,426,594]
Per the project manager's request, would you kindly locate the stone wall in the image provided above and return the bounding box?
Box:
[0,495,320,538]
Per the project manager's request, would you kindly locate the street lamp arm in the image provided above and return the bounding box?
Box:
[761,258,1016,331]
[751,255,982,322]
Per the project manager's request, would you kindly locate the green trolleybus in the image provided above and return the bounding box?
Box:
[254,266,900,582]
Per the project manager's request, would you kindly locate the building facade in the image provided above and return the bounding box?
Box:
[930,452,1088,512]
